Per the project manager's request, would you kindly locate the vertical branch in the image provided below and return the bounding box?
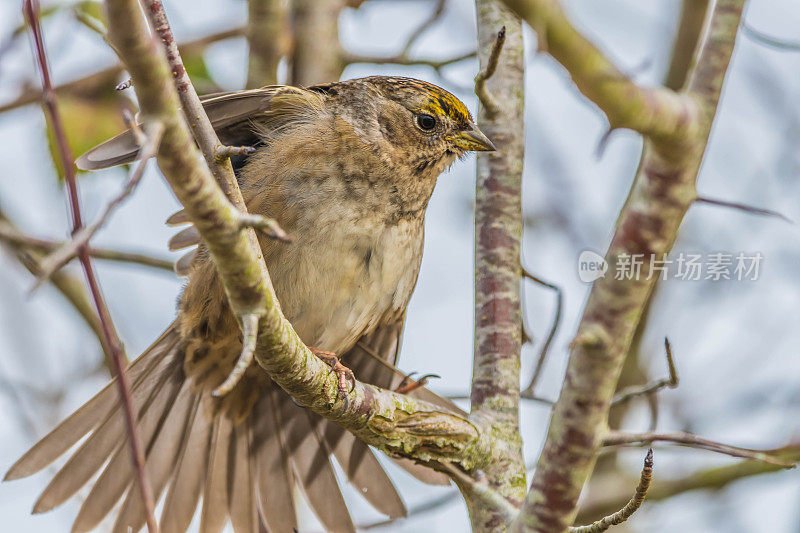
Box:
[290,0,346,86]
[665,0,711,90]
[501,1,748,532]
[469,3,526,531]
[21,1,157,531]
[246,0,290,88]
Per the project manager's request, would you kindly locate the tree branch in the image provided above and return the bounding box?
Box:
[0,221,174,271]
[290,0,346,86]
[569,449,653,533]
[664,0,710,90]
[602,431,797,468]
[342,50,476,72]
[469,3,526,531]
[22,1,156,530]
[246,0,289,87]
[399,0,447,57]
[611,337,678,407]
[500,0,698,143]
[504,1,749,531]
[520,268,563,398]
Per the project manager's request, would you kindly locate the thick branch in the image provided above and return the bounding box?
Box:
[500,0,698,142]
[469,2,526,531]
[509,1,748,531]
[104,0,503,473]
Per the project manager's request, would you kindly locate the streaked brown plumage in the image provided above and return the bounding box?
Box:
[5,76,494,532]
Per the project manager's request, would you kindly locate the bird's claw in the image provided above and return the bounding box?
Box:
[310,348,355,404]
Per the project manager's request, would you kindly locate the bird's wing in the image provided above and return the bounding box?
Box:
[75,85,323,170]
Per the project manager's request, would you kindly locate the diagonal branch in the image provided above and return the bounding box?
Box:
[22,1,156,530]
[500,0,698,142]
[504,1,749,531]
[400,0,447,57]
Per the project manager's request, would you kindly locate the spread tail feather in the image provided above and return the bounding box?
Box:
[6,321,464,531]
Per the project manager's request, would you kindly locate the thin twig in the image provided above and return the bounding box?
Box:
[695,196,792,223]
[603,430,797,468]
[578,444,800,522]
[214,144,256,161]
[741,22,800,52]
[31,122,165,291]
[520,268,563,397]
[72,7,108,39]
[399,0,447,57]
[343,50,475,73]
[21,2,157,531]
[0,222,174,271]
[237,212,291,242]
[612,337,678,406]
[474,26,506,116]
[212,313,259,397]
[569,449,653,533]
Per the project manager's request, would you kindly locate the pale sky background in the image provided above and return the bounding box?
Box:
[0,0,799,532]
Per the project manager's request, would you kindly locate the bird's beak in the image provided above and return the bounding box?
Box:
[452,123,496,152]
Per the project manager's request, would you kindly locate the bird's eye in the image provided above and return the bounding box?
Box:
[416,113,436,131]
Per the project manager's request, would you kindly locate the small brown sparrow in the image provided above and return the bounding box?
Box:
[6,76,495,532]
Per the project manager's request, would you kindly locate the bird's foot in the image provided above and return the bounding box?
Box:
[394,372,440,395]
[310,347,355,402]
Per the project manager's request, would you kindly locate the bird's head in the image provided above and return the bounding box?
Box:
[315,76,495,177]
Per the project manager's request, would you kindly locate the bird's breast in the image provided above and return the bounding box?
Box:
[265,198,425,354]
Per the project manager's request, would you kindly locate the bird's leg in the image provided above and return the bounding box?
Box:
[309,347,355,400]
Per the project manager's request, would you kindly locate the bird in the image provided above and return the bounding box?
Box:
[4,75,495,533]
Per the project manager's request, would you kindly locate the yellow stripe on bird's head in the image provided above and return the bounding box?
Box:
[359,76,474,129]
